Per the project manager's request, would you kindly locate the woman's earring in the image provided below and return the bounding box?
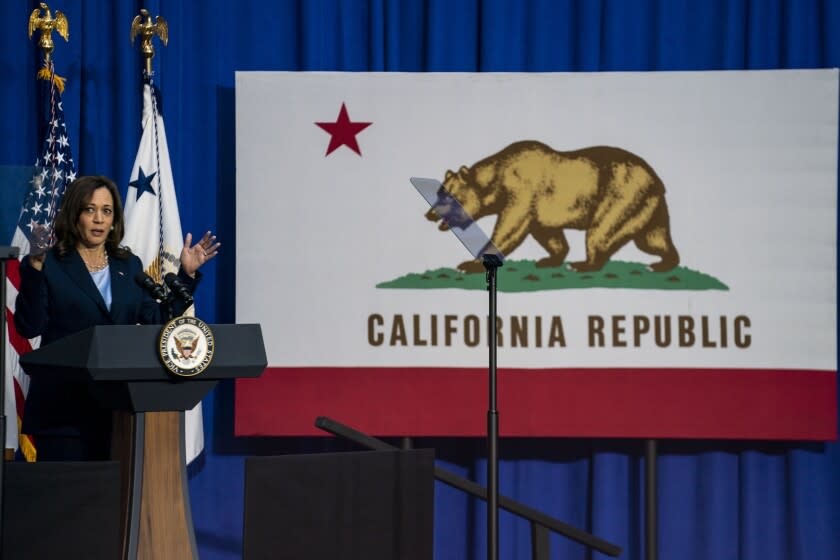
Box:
[110,226,115,231]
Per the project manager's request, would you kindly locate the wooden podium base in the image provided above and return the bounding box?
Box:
[112,410,198,560]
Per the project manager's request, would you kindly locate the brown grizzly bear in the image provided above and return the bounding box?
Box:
[426,141,679,273]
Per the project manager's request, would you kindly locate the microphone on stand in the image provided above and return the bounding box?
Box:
[164,272,194,307]
[134,272,167,301]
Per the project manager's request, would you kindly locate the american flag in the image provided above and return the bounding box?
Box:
[4,65,76,460]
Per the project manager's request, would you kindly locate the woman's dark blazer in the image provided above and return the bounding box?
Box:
[14,247,198,436]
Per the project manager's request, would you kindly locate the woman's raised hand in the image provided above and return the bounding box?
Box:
[180,231,220,277]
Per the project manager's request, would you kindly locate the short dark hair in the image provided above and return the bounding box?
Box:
[54,175,130,259]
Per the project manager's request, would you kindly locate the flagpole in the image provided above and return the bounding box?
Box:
[122,12,200,558]
[0,246,21,555]
[2,2,72,472]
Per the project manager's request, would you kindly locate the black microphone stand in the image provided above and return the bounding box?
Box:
[0,245,21,557]
[164,274,194,312]
[483,253,503,560]
[162,291,174,321]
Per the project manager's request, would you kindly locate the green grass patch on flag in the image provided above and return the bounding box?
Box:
[376,260,728,292]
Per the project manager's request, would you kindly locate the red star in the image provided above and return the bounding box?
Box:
[315,103,372,156]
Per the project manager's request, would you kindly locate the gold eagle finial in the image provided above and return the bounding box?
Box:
[131,9,168,76]
[28,3,69,63]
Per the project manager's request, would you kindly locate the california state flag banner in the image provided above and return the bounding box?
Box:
[124,82,204,463]
[234,71,837,441]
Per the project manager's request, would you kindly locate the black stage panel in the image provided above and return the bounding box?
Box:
[244,449,434,560]
[2,460,121,560]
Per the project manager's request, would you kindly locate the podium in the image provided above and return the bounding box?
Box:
[20,323,267,560]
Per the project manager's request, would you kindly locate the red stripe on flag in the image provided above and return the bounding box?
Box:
[12,376,26,419]
[6,257,20,290]
[235,367,837,441]
[5,308,32,357]
[5,306,32,422]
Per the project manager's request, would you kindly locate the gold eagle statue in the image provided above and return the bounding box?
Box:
[130,9,168,50]
[28,3,69,62]
[130,9,168,74]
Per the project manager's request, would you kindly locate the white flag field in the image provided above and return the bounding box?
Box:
[123,83,203,463]
[234,71,837,441]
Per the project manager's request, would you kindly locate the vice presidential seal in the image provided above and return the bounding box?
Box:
[159,316,215,377]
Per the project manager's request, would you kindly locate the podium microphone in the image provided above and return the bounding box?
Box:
[134,272,167,301]
[164,272,194,307]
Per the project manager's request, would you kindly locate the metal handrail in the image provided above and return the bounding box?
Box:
[314,417,622,559]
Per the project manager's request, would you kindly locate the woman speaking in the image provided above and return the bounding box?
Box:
[14,175,219,461]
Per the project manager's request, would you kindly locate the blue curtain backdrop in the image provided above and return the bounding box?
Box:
[1,1,838,559]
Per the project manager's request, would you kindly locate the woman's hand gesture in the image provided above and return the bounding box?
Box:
[180,231,220,277]
[27,224,52,271]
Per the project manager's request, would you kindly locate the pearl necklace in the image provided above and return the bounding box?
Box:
[81,251,109,272]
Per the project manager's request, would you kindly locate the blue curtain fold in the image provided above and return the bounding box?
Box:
[1,1,838,559]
